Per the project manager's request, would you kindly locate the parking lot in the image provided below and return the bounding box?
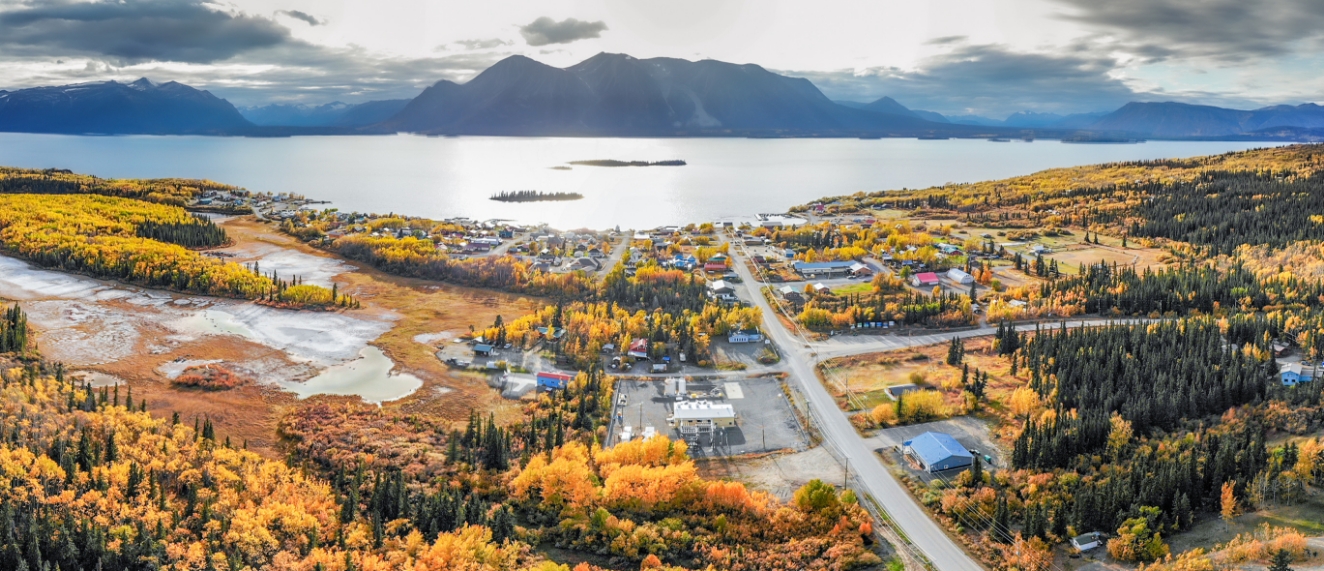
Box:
[607,376,808,458]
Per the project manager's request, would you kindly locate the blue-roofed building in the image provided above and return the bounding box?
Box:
[473,344,493,357]
[903,432,975,472]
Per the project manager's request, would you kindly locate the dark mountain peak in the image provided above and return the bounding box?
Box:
[0,78,251,134]
[382,52,983,136]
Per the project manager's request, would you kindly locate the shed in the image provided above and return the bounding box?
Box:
[946,268,974,285]
[473,344,493,357]
[903,432,974,472]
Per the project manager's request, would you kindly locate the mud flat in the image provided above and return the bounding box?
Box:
[278,346,423,404]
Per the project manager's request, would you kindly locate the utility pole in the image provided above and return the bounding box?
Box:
[843,455,851,488]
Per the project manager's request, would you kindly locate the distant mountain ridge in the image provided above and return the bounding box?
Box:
[240,99,410,127]
[379,53,991,136]
[1087,102,1324,138]
[0,78,252,134]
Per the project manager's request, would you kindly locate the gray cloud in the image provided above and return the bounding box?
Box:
[1055,0,1324,62]
[277,10,322,27]
[792,43,1141,118]
[453,38,511,50]
[0,0,290,64]
[518,16,607,46]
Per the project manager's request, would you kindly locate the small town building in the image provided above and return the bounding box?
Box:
[536,371,573,391]
[704,261,728,272]
[910,272,941,287]
[946,268,975,285]
[1071,532,1105,552]
[499,373,538,399]
[728,329,763,343]
[673,401,738,435]
[903,432,975,472]
[1281,362,1316,386]
[792,261,855,278]
[473,344,493,357]
[708,280,735,295]
[937,243,961,255]
[627,338,650,358]
[778,285,805,303]
[849,262,874,277]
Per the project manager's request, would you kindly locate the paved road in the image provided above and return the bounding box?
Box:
[727,245,987,571]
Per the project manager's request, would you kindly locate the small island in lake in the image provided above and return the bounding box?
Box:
[490,190,584,202]
[567,159,686,167]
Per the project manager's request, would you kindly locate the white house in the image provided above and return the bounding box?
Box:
[728,329,763,343]
[1071,533,1104,552]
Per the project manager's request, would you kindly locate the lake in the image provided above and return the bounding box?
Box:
[0,133,1284,229]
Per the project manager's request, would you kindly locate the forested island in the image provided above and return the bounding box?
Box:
[489,190,583,202]
[567,159,687,167]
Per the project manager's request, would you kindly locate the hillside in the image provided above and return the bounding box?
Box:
[0,78,251,134]
[240,99,411,127]
[1088,101,1324,138]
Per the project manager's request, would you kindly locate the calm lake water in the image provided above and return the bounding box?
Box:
[0,133,1285,229]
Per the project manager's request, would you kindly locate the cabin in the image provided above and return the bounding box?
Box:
[946,268,974,285]
[473,344,493,357]
[849,262,874,277]
[910,272,941,287]
[728,329,763,344]
[536,371,573,391]
[903,432,974,473]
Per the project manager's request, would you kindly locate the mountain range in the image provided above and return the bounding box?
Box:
[0,54,1321,140]
[0,78,251,134]
[378,53,981,136]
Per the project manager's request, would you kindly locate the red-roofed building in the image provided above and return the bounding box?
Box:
[628,338,650,358]
[910,272,941,287]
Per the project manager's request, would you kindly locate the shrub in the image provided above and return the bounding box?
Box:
[172,365,248,390]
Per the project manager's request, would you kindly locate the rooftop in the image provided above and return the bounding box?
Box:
[673,401,736,420]
[904,431,974,463]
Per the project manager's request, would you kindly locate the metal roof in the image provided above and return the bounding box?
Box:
[903,432,973,464]
[673,401,736,420]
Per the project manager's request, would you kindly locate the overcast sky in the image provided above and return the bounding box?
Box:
[1,0,1321,118]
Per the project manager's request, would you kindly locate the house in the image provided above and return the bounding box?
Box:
[1029,244,1052,255]
[673,401,738,433]
[1281,362,1316,386]
[885,384,921,399]
[627,338,650,359]
[536,371,573,391]
[570,257,601,271]
[849,262,874,277]
[778,285,805,303]
[910,272,941,287]
[937,243,961,255]
[743,236,765,246]
[946,268,974,285]
[1071,532,1105,552]
[473,344,493,357]
[812,283,829,293]
[1273,342,1291,357]
[708,280,735,295]
[902,432,975,472]
[792,261,855,278]
[728,329,763,343]
[704,261,728,272]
